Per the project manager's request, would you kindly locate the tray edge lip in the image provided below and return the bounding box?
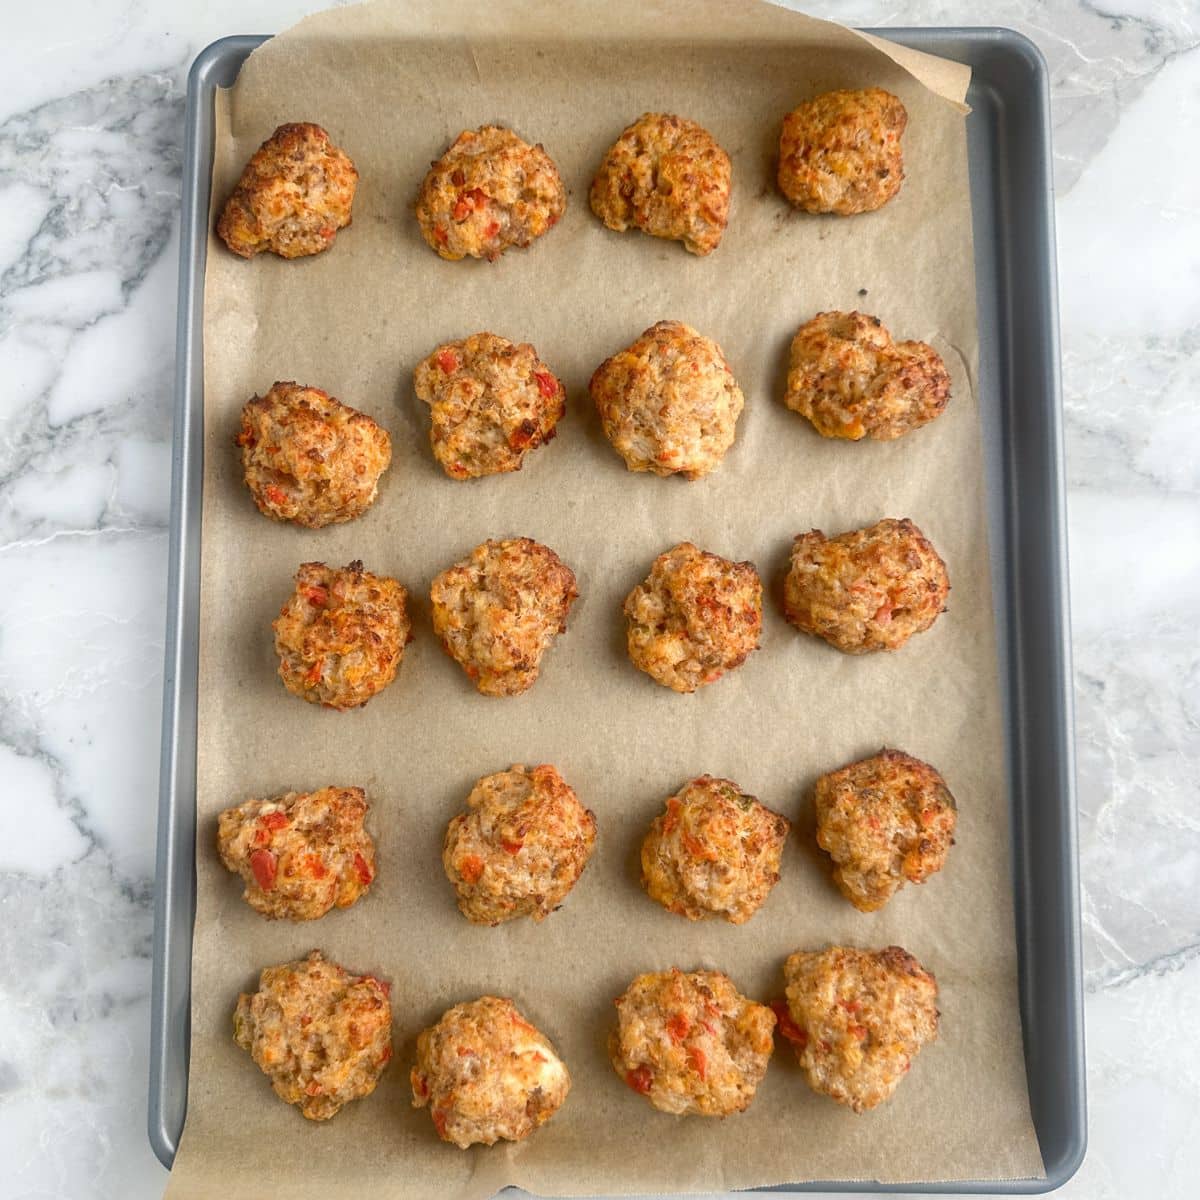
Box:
[147,31,273,1172]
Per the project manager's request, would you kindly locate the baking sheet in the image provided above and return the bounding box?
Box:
[164,1,1044,1194]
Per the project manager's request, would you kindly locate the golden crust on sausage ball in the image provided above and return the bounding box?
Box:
[641,776,790,924]
[429,538,578,697]
[415,125,566,261]
[778,945,938,1113]
[411,996,570,1148]
[785,312,950,441]
[233,950,392,1120]
[273,560,412,709]
[610,968,776,1117]
[815,749,957,912]
[778,88,907,216]
[443,764,597,925]
[236,382,391,527]
[589,112,732,256]
[782,518,949,654]
[624,542,762,693]
[413,333,565,479]
[217,786,376,921]
[590,320,744,480]
[217,123,358,259]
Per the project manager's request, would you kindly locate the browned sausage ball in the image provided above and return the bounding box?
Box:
[624,542,762,693]
[589,112,732,256]
[641,776,790,924]
[217,122,358,259]
[785,312,951,441]
[815,749,957,912]
[411,996,570,1148]
[415,125,566,261]
[233,950,392,1120]
[429,538,578,697]
[777,945,939,1113]
[782,518,949,654]
[590,321,744,480]
[778,88,907,216]
[273,560,412,709]
[443,764,597,925]
[610,968,776,1116]
[236,382,391,527]
[217,786,376,921]
[413,333,565,479]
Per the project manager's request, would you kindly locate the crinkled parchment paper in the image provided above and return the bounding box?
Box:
[165,1,1044,1194]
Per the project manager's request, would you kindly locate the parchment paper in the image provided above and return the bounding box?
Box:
[166,1,1044,1194]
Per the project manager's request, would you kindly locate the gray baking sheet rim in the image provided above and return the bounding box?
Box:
[150,27,1085,1192]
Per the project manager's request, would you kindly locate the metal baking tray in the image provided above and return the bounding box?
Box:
[150,27,1084,1192]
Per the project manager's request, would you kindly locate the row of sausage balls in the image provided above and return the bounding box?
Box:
[269,524,949,709]
[226,756,954,1140]
[217,90,910,265]
[235,949,939,1145]
[237,306,949,522]
[218,757,957,925]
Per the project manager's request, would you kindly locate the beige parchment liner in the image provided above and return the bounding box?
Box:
[166,0,1044,1194]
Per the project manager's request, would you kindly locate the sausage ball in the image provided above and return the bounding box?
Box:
[641,775,790,924]
[429,538,578,697]
[610,968,776,1117]
[785,312,951,441]
[415,125,566,261]
[217,786,376,921]
[777,88,907,216]
[443,764,597,925]
[624,542,762,693]
[778,945,939,1113]
[411,996,570,1148]
[589,112,732,256]
[782,518,949,654]
[815,749,957,912]
[273,560,412,709]
[217,122,358,259]
[413,333,565,479]
[236,382,391,527]
[590,321,744,480]
[233,950,391,1120]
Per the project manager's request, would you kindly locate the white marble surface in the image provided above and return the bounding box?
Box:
[0,1,1196,1196]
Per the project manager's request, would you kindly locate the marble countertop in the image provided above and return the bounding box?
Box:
[1,1,1196,1196]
